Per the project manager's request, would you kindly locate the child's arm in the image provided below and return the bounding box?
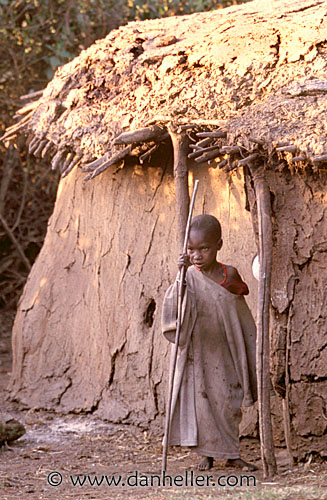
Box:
[177,253,191,271]
[224,265,249,295]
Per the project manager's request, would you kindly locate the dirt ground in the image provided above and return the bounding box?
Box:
[1,312,327,500]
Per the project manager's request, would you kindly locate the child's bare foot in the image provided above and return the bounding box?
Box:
[198,456,213,470]
[225,458,257,471]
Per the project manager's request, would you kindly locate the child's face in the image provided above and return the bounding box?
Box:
[187,229,222,270]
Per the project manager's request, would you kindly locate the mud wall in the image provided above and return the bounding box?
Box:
[10,162,257,428]
[268,169,327,458]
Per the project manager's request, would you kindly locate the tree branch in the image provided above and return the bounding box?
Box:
[0,213,31,271]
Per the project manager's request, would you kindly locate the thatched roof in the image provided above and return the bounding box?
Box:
[3,0,327,178]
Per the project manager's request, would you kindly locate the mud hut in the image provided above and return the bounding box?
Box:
[4,0,327,461]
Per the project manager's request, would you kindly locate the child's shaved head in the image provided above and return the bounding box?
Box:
[190,214,222,241]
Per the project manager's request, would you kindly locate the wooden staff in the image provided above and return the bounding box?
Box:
[162,177,199,473]
[249,163,277,478]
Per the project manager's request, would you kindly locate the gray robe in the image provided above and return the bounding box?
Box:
[162,265,257,459]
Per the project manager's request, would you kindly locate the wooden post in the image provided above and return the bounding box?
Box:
[248,163,277,478]
[161,180,199,473]
[283,308,295,465]
[168,124,190,250]
[162,125,191,473]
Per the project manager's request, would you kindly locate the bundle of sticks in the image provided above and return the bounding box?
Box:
[187,130,260,171]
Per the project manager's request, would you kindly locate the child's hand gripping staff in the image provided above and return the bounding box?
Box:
[162,179,199,473]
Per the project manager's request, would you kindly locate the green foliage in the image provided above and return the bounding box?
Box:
[0,0,126,120]
[127,0,248,20]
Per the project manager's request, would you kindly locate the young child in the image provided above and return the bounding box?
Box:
[162,214,257,471]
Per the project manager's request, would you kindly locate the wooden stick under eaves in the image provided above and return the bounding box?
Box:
[168,125,190,250]
[248,163,277,479]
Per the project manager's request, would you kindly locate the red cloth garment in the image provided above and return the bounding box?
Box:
[221,277,249,296]
[194,264,249,296]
